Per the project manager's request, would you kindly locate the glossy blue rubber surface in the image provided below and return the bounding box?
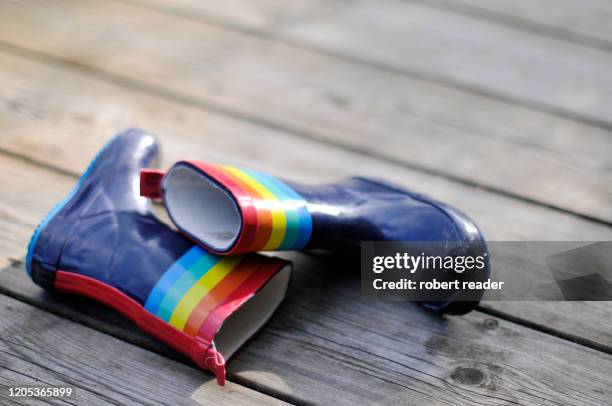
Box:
[160,162,491,314]
[288,177,491,314]
[26,137,112,278]
[26,129,193,303]
[290,177,486,249]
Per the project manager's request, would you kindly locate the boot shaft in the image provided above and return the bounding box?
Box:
[143,161,488,254]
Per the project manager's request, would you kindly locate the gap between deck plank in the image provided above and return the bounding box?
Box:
[131,0,612,52]
[477,303,612,355]
[0,0,611,224]
[420,0,612,52]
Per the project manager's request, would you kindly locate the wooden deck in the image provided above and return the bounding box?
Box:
[1,0,611,404]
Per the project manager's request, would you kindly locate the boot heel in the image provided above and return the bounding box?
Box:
[30,260,56,290]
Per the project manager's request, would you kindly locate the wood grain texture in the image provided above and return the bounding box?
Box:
[431,0,612,49]
[0,294,287,406]
[135,0,612,47]
[0,0,611,223]
[2,257,612,406]
[129,0,612,125]
[0,51,611,351]
[0,156,71,270]
[1,1,611,404]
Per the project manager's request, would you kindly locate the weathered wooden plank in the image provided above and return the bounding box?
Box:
[0,155,71,269]
[0,50,611,350]
[483,301,612,353]
[0,51,610,241]
[1,0,611,223]
[134,0,612,47]
[2,257,612,406]
[430,0,612,49]
[128,0,612,125]
[0,294,287,406]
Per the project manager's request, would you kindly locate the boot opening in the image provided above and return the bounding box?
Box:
[164,165,241,251]
[214,263,291,359]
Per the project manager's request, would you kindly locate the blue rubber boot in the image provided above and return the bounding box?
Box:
[26,130,291,384]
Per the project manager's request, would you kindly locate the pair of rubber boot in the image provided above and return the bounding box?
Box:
[26,129,489,385]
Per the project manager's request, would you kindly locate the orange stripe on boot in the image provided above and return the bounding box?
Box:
[183,256,259,336]
[218,166,273,252]
[197,257,284,343]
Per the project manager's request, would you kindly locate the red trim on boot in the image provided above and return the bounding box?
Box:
[54,271,226,385]
[204,346,226,385]
[187,161,262,255]
[140,169,165,199]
